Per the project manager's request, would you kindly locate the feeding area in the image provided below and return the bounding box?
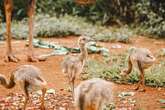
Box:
[0,0,165,110]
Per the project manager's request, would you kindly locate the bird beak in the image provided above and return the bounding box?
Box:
[150,55,156,62]
[88,38,96,42]
[147,54,156,62]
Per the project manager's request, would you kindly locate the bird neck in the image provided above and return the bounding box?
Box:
[0,75,9,88]
[78,44,88,63]
[0,74,15,89]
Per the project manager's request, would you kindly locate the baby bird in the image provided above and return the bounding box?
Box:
[74,78,114,110]
[120,47,155,91]
[0,65,47,110]
[62,36,92,94]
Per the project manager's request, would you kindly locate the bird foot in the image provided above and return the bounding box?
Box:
[66,86,72,92]
[40,106,46,110]
[138,88,146,92]
[27,55,38,62]
[5,53,19,63]
[133,86,139,91]
[27,53,47,62]
[133,86,146,92]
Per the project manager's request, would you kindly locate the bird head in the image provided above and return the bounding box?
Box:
[0,74,6,85]
[78,35,95,45]
[120,69,129,76]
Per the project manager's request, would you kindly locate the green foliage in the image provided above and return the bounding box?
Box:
[0,0,164,37]
[83,52,165,87]
[36,0,74,16]
[0,1,4,22]
[133,0,165,37]
[36,0,165,38]
[0,15,132,42]
[145,61,165,87]
[0,0,28,20]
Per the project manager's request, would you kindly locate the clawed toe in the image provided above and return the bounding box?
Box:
[27,55,47,62]
[133,86,146,92]
[133,86,139,91]
[5,54,19,63]
[138,88,146,92]
[27,55,38,62]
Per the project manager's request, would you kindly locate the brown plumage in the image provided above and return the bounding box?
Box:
[74,78,114,110]
[62,36,92,94]
[0,65,47,110]
[120,47,156,91]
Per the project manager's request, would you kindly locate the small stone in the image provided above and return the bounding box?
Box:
[59,107,66,110]
[36,90,42,95]
[46,89,56,94]
[111,44,122,49]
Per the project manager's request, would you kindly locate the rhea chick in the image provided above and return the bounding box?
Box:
[0,65,47,110]
[120,47,155,92]
[74,78,114,110]
[61,36,92,94]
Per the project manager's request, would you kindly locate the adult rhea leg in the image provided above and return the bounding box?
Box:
[4,0,19,62]
[27,0,38,62]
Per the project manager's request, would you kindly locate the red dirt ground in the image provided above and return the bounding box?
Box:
[0,36,165,110]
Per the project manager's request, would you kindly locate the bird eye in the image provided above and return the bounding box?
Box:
[146,54,150,57]
[146,54,154,59]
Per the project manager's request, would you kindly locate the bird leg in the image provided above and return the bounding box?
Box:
[23,81,30,110]
[95,97,102,110]
[27,0,38,62]
[67,76,75,98]
[70,71,76,98]
[4,0,19,62]
[40,87,47,110]
[139,73,146,92]
[71,79,75,98]
[133,75,141,91]
[24,95,29,110]
[135,60,146,92]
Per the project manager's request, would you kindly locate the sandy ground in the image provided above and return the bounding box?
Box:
[0,36,165,110]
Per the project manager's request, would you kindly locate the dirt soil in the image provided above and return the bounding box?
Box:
[0,36,165,110]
